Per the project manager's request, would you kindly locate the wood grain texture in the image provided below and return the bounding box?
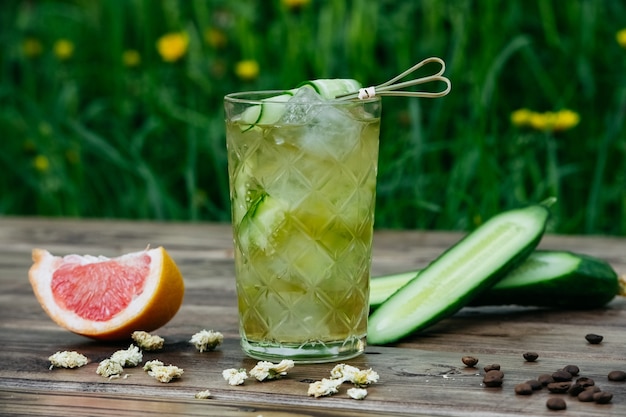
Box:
[1,217,625,417]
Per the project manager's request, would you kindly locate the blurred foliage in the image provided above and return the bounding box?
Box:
[1,0,625,235]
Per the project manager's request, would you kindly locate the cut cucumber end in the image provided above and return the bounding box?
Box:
[494,250,580,287]
[619,275,626,297]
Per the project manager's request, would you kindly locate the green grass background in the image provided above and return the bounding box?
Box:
[2,0,625,235]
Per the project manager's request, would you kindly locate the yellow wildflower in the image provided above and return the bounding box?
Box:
[528,111,552,131]
[53,39,74,60]
[282,0,311,10]
[122,49,141,67]
[510,108,533,127]
[552,109,580,131]
[235,59,260,81]
[512,108,579,132]
[204,28,227,49]
[617,28,626,48]
[33,155,50,172]
[524,109,579,132]
[156,32,189,62]
[22,37,43,57]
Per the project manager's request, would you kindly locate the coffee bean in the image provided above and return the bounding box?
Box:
[483,370,504,387]
[552,370,573,382]
[562,365,579,376]
[585,333,603,344]
[461,356,479,367]
[594,391,613,404]
[514,383,533,395]
[567,383,584,397]
[576,376,595,387]
[525,379,543,390]
[577,389,595,402]
[608,370,626,381]
[547,381,571,393]
[523,352,539,362]
[546,397,567,410]
[538,374,555,386]
[483,364,500,372]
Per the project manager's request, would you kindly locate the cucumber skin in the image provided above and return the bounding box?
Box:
[367,204,549,345]
[469,251,619,309]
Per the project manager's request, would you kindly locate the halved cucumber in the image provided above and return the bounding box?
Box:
[370,251,620,311]
[367,204,550,345]
[470,250,620,308]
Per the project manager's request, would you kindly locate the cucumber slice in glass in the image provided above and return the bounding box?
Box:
[238,79,363,130]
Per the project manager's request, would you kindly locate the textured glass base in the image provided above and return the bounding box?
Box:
[241,335,366,364]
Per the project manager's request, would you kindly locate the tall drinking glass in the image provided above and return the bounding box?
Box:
[224,89,381,363]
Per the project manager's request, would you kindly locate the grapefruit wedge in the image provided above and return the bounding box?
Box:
[28,247,185,341]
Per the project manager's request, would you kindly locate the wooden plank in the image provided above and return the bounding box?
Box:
[1,217,626,416]
[0,389,430,417]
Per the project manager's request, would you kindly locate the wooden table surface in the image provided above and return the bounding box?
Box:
[1,217,626,416]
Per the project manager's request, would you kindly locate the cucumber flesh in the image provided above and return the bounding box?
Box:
[367,204,549,345]
[370,271,416,308]
[370,251,620,311]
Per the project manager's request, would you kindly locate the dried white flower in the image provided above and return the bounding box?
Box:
[350,368,379,387]
[195,389,212,399]
[190,329,224,352]
[249,359,295,381]
[143,359,164,371]
[147,364,184,383]
[110,344,143,367]
[222,368,248,386]
[96,359,124,378]
[329,363,378,387]
[330,363,360,382]
[347,387,368,400]
[307,378,343,398]
[131,331,164,351]
[48,351,88,370]
[310,364,379,398]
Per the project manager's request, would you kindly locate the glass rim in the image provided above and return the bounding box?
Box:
[224,90,380,105]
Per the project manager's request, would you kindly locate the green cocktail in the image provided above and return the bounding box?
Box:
[225,82,381,362]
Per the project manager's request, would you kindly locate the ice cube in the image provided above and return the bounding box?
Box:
[298,102,361,159]
[276,87,364,160]
[279,87,323,125]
